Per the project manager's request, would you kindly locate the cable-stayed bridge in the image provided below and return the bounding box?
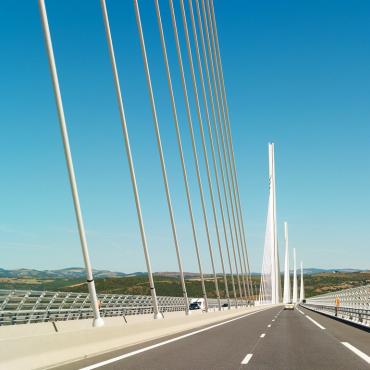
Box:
[0,0,369,369]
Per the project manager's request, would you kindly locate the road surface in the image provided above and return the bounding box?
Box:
[59,305,370,370]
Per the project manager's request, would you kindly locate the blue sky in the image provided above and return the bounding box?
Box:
[0,0,369,273]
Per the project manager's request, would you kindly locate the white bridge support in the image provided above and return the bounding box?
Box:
[259,143,281,304]
[283,222,291,304]
[299,261,305,302]
[292,248,298,304]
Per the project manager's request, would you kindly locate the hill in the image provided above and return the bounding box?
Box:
[0,267,128,279]
[0,267,368,279]
[303,271,370,296]
[0,268,368,299]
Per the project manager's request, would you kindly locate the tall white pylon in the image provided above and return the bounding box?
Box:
[283,222,291,304]
[292,248,298,304]
[300,261,305,302]
[270,143,280,304]
[259,143,281,304]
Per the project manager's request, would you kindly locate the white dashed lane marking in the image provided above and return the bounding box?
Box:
[342,342,370,364]
[241,354,253,365]
[306,315,325,330]
[78,308,272,370]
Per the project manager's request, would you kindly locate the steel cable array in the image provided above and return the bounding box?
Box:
[36,0,256,327]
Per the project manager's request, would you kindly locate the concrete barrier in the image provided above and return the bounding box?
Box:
[0,305,273,369]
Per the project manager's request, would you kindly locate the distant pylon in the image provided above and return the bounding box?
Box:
[270,143,280,304]
[299,261,305,302]
[283,222,291,303]
[260,143,281,304]
[292,248,298,304]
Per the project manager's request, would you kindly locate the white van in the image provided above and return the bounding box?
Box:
[189,298,205,310]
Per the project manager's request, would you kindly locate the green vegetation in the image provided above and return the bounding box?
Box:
[0,277,83,291]
[59,275,252,299]
[303,271,370,297]
[0,272,368,299]
[0,275,257,299]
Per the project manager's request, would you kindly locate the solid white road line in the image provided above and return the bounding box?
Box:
[342,342,370,364]
[79,308,271,370]
[241,353,253,365]
[306,315,325,330]
[260,333,266,338]
[297,309,305,315]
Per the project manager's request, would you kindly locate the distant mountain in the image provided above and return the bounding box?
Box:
[299,268,369,275]
[153,271,213,278]
[0,267,368,279]
[0,269,228,279]
[302,268,329,275]
[0,267,128,279]
[251,268,368,276]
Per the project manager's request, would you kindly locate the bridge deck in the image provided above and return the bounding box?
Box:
[0,305,268,369]
[58,306,369,370]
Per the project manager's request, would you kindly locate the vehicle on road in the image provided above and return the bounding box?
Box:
[189,298,205,310]
[284,302,295,310]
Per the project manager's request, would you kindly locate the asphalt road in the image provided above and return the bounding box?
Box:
[59,305,369,370]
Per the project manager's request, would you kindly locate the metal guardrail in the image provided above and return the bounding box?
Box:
[304,284,370,328]
[0,289,250,326]
[302,304,370,328]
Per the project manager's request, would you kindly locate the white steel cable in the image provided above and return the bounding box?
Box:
[204,0,251,300]
[210,0,254,298]
[209,0,254,298]
[134,0,189,315]
[205,0,252,300]
[169,0,221,310]
[200,0,248,301]
[196,1,245,299]
[154,0,209,312]
[194,0,245,302]
[38,0,104,327]
[187,0,237,307]
[100,0,161,319]
[179,0,230,306]
[194,0,243,304]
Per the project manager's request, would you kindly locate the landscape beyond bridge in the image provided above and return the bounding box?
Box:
[0,285,369,369]
[0,0,368,369]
